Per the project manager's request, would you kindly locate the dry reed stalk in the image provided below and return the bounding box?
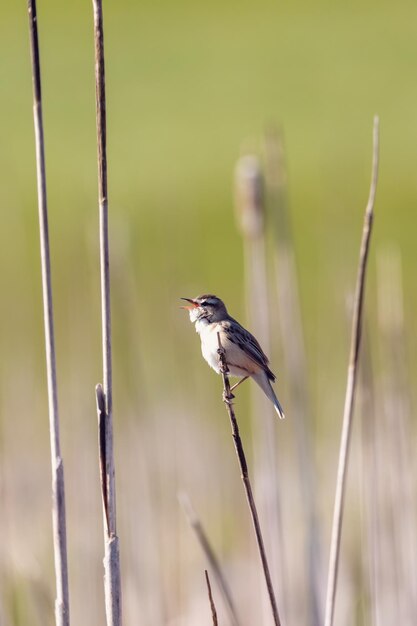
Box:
[179,492,241,626]
[324,116,380,626]
[92,1,122,624]
[234,155,286,618]
[264,129,323,626]
[205,570,219,626]
[216,333,282,626]
[27,2,70,624]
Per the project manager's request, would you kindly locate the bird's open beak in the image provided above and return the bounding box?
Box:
[180,297,199,310]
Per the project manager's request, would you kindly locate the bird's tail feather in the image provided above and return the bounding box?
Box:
[252,372,285,419]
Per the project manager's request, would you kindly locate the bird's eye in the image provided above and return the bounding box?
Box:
[200,301,207,306]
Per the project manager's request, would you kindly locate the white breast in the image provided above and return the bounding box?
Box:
[196,320,221,373]
[195,320,254,378]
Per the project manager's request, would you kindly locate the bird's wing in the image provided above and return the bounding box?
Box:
[223,318,276,381]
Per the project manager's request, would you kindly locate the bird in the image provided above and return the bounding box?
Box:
[181,294,285,419]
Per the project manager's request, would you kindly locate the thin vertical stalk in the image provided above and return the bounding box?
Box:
[92,0,111,411]
[205,570,219,626]
[27,2,70,625]
[324,116,380,626]
[217,333,282,626]
[92,1,122,624]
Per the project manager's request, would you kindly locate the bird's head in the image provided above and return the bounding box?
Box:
[180,294,228,323]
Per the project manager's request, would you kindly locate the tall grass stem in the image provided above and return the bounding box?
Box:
[27,1,70,624]
[92,1,122,624]
[205,570,219,626]
[217,333,282,626]
[324,116,380,626]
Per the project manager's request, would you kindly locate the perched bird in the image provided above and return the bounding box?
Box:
[181,294,285,419]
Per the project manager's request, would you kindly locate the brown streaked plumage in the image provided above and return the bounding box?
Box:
[181,294,285,418]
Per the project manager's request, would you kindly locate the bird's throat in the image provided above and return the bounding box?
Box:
[195,317,210,334]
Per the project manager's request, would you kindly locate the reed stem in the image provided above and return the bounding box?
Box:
[27,2,70,624]
[324,116,380,626]
[217,333,282,626]
[92,1,122,623]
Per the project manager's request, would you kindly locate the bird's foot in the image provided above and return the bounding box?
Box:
[222,389,235,405]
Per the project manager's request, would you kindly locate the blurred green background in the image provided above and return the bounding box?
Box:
[1,1,416,624]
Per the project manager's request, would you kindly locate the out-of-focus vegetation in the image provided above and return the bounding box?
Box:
[0,1,416,625]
